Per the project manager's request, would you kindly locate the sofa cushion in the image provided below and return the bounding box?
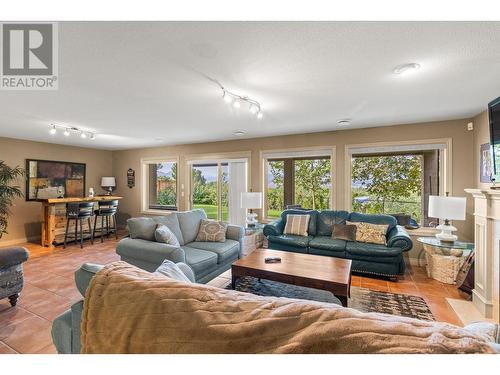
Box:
[177,209,207,244]
[345,242,403,262]
[346,221,388,245]
[267,234,312,248]
[187,239,239,264]
[153,214,185,245]
[181,246,218,276]
[347,212,396,234]
[280,209,318,236]
[195,219,227,242]
[127,217,157,241]
[332,224,357,241]
[283,214,311,236]
[154,224,180,247]
[309,236,347,253]
[317,210,350,236]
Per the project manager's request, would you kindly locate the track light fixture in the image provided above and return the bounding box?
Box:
[218,82,263,120]
[48,124,96,140]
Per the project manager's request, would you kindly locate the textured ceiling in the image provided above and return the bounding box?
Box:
[1,21,500,150]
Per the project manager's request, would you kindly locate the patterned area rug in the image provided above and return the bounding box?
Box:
[228,276,435,321]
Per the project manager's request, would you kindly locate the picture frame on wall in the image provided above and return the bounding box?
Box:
[25,159,86,201]
[480,143,493,183]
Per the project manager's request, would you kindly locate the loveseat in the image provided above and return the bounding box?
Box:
[263,209,413,278]
[116,209,244,283]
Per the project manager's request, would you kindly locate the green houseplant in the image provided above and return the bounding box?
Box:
[0,161,24,239]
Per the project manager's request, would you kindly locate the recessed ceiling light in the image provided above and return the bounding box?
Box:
[337,119,351,126]
[233,130,245,136]
[393,63,421,75]
[155,137,165,142]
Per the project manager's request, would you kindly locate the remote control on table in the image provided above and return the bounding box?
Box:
[264,257,282,263]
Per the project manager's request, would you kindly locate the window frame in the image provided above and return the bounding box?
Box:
[344,139,452,224]
[141,156,179,215]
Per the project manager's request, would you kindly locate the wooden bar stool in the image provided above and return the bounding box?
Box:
[93,200,119,242]
[63,202,94,249]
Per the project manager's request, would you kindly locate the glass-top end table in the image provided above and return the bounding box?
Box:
[417,237,474,257]
[417,237,474,284]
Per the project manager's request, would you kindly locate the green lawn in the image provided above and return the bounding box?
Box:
[193,204,228,221]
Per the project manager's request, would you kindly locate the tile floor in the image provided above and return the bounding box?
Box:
[0,234,467,354]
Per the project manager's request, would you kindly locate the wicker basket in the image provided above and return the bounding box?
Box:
[423,245,466,284]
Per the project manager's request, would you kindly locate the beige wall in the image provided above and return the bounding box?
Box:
[0,137,113,245]
[112,118,476,240]
[473,110,491,189]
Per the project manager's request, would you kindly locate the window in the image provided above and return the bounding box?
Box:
[142,160,178,211]
[266,156,332,219]
[351,150,440,226]
[190,159,247,223]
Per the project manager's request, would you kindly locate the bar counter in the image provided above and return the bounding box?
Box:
[39,196,123,247]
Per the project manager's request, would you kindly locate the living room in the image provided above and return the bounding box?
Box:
[1,1,500,371]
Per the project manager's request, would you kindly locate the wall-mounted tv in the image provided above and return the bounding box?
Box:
[489,96,500,177]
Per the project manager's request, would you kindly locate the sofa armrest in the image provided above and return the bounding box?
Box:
[226,224,244,241]
[226,224,245,258]
[263,219,285,237]
[116,238,186,264]
[387,225,413,251]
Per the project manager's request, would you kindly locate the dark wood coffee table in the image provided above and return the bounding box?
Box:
[231,249,352,307]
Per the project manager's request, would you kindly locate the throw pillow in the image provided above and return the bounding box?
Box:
[154,260,192,283]
[346,221,388,245]
[332,224,357,241]
[154,224,180,247]
[283,214,311,237]
[127,217,157,241]
[195,219,227,242]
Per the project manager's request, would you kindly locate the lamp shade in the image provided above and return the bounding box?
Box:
[101,177,116,187]
[240,192,262,209]
[428,195,466,221]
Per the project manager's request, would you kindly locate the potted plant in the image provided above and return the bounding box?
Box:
[0,161,23,239]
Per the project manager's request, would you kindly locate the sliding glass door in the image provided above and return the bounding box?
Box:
[190,160,247,224]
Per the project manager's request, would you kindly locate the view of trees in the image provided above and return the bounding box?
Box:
[351,155,422,222]
[191,164,229,220]
[156,163,177,206]
[267,158,331,218]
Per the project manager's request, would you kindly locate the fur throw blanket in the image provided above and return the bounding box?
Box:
[80,262,499,354]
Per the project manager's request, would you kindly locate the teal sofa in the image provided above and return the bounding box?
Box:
[263,209,413,278]
[116,209,245,283]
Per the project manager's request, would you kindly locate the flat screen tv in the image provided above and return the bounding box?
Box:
[489,96,500,177]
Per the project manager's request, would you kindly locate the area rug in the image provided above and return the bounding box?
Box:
[227,276,435,321]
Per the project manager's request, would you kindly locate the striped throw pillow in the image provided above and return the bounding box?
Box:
[283,214,311,237]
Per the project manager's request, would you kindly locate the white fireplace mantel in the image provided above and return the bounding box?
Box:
[464,188,500,323]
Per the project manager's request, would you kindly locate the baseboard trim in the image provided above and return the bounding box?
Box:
[0,235,41,247]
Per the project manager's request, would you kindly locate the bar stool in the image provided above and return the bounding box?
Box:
[93,200,119,242]
[63,202,94,249]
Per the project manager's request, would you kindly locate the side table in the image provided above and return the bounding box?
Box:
[417,237,474,284]
[242,224,265,256]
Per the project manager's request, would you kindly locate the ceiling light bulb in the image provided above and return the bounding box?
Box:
[63,128,70,136]
[249,104,259,114]
[233,100,241,109]
[393,63,421,75]
[257,112,263,120]
[90,133,96,140]
[80,132,87,139]
[49,125,57,135]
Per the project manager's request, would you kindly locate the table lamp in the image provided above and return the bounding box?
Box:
[101,177,116,195]
[241,192,262,227]
[428,195,466,242]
